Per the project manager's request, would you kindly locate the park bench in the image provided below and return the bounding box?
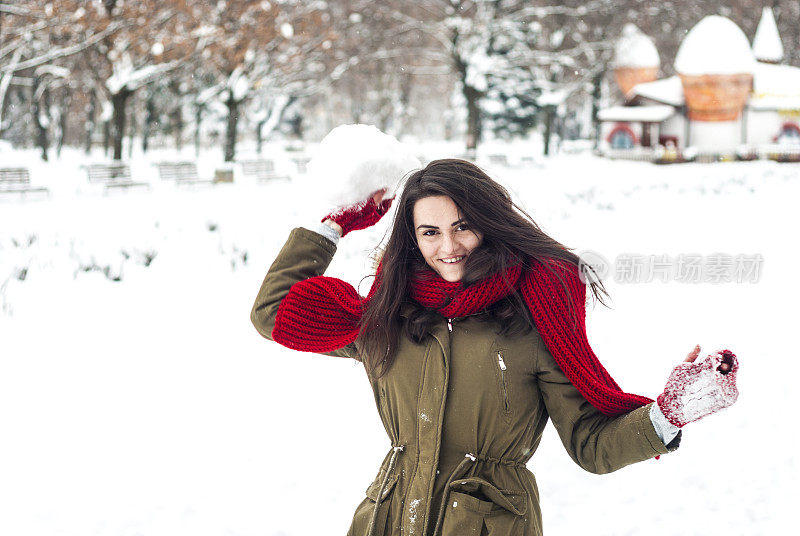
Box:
[239,159,288,182]
[0,167,49,197]
[154,161,214,185]
[291,156,311,174]
[84,163,149,190]
[488,154,509,166]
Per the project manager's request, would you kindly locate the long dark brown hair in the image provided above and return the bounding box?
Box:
[356,158,608,377]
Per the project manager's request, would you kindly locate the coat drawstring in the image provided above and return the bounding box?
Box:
[430,453,476,536]
[366,445,404,536]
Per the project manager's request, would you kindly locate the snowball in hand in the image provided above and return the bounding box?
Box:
[306,124,421,207]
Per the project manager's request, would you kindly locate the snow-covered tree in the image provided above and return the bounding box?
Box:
[192,0,357,162]
[355,1,623,152]
[74,0,206,160]
[0,1,121,155]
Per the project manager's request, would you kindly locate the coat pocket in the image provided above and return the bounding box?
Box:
[347,472,399,536]
[441,477,527,536]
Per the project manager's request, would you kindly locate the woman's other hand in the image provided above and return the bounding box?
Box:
[656,345,739,428]
[322,188,394,237]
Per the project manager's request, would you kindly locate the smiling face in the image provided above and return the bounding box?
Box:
[412,195,484,282]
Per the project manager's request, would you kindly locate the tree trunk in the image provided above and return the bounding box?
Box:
[464,84,482,151]
[454,51,483,152]
[111,88,131,161]
[194,103,202,157]
[543,105,555,156]
[172,106,183,151]
[166,81,184,152]
[543,71,559,157]
[396,75,412,138]
[85,89,96,154]
[142,92,155,153]
[33,79,50,161]
[591,71,603,150]
[56,90,70,157]
[256,120,265,154]
[127,95,136,160]
[103,119,110,156]
[289,114,303,139]
[256,95,295,154]
[224,92,240,162]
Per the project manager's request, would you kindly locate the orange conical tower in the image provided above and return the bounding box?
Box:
[613,24,660,99]
[675,16,755,122]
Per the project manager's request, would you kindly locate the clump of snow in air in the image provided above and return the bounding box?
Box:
[613,24,660,68]
[675,16,756,76]
[752,7,783,63]
[305,124,421,207]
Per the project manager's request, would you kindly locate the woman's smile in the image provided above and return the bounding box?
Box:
[440,255,465,264]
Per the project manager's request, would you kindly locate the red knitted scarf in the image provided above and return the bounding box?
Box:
[273,260,653,417]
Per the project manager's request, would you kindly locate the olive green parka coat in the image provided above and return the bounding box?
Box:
[251,228,680,536]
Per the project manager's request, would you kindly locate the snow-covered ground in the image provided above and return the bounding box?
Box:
[1,141,797,535]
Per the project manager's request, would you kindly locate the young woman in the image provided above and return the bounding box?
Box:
[251,159,738,536]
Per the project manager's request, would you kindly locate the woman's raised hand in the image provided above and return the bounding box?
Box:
[322,188,394,237]
[656,345,739,428]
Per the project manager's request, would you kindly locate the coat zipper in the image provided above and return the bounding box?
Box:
[447,317,453,332]
[497,351,510,413]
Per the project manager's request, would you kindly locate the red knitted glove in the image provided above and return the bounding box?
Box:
[657,348,739,427]
[322,190,394,237]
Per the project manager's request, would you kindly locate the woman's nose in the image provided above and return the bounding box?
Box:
[441,232,456,252]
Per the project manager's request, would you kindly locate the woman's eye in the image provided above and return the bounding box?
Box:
[457,224,469,231]
[422,230,437,236]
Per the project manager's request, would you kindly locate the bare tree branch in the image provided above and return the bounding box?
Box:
[2,21,127,74]
[508,1,609,21]
[0,47,22,128]
[0,3,36,16]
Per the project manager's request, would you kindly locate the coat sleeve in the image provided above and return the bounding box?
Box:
[250,227,359,359]
[535,336,680,474]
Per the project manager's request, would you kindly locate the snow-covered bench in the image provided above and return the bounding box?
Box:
[84,163,149,191]
[488,154,509,166]
[0,168,49,197]
[154,161,213,185]
[239,159,288,182]
[291,156,311,174]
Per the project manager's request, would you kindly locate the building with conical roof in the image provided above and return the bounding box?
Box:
[753,6,783,63]
[597,7,800,160]
[613,24,660,97]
